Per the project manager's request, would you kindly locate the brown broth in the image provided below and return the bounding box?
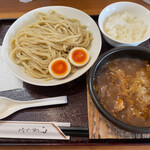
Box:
[94,58,150,127]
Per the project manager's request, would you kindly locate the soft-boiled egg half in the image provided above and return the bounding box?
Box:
[49,57,71,79]
[69,47,89,67]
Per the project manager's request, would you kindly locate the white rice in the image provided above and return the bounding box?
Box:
[103,11,148,43]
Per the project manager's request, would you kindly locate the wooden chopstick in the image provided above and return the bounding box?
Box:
[60,127,89,137]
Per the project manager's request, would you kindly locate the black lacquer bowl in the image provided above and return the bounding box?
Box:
[88,46,150,133]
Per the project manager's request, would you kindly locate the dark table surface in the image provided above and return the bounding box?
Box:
[0,16,150,145]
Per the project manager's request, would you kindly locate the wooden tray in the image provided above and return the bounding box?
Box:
[0,16,150,145]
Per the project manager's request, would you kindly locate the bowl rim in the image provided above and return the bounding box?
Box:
[88,46,150,133]
[98,1,150,45]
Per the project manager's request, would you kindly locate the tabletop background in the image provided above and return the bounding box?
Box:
[0,0,149,19]
[0,0,150,149]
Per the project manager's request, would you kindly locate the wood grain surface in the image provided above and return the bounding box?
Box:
[0,145,150,150]
[0,0,149,19]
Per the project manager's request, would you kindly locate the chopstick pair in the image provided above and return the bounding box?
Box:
[60,127,89,137]
[0,121,89,139]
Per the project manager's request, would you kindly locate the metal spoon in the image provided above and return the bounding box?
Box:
[0,96,67,119]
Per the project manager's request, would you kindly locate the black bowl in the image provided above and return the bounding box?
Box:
[88,46,150,133]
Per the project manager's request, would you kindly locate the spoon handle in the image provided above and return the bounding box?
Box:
[16,96,67,109]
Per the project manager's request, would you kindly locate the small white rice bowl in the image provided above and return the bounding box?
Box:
[98,2,150,47]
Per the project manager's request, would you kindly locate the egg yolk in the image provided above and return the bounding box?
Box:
[72,49,87,64]
[51,60,68,75]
